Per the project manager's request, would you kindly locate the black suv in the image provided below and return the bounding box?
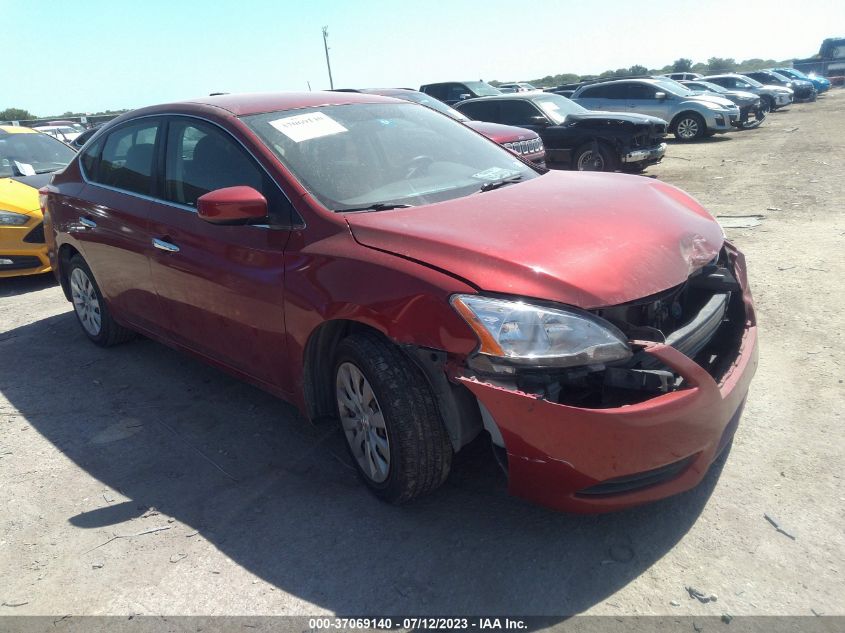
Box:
[455,93,667,172]
[419,81,502,105]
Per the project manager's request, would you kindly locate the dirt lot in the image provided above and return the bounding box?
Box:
[1,91,843,620]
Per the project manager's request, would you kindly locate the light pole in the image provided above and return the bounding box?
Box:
[322,26,334,90]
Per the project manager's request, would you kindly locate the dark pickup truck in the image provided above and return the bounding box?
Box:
[455,93,667,172]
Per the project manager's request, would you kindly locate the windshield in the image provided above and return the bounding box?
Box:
[531,94,587,123]
[386,91,469,122]
[690,81,728,94]
[242,103,538,211]
[0,132,75,176]
[767,71,792,83]
[463,81,501,97]
[738,75,764,88]
[652,78,696,96]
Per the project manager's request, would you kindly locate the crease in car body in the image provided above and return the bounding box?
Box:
[42,91,758,514]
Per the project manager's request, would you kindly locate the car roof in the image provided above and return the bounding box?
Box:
[172,91,404,116]
[456,93,547,103]
[0,125,38,135]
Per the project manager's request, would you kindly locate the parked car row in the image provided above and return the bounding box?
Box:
[414,66,830,174]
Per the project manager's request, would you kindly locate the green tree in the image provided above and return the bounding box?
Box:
[629,64,649,75]
[707,57,736,73]
[672,58,693,72]
[0,107,35,121]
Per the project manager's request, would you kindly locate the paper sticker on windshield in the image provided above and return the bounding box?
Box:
[13,161,36,176]
[269,112,348,143]
[471,167,521,181]
[538,101,560,113]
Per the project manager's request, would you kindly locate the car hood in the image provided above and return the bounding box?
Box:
[761,84,793,94]
[565,111,668,126]
[697,90,757,104]
[685,93,737,108]
[0,175,50,215]
[345,171,723,309]
[465,121,538,143]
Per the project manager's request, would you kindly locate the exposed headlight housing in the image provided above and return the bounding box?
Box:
[0,210,30,226]
[451,294,632,372]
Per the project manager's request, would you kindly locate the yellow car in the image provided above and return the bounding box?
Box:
[1,125,76,277]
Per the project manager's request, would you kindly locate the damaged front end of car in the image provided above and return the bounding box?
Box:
[445,242,758,513]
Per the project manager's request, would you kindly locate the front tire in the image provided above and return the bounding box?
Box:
[334,332,452,503]
[572,142,618,171]
[67,255,135,347]
[673,112,706,141]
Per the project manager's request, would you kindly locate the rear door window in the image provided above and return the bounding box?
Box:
[94,120,160,195]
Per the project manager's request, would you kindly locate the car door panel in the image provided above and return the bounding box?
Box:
[70,122,165,333]
[146,116,292,390]
[147,205,290,388]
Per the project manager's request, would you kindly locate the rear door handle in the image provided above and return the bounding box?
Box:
[79,217,97,228]
[152,238,180,253]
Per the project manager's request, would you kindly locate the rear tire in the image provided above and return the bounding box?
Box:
[334,332,452,503]
[66,255,135,347]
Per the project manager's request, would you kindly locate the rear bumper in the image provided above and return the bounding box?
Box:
[457,247,758,513]
[621,142,666,164]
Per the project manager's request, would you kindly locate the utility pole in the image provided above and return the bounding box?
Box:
[322,26,334,90]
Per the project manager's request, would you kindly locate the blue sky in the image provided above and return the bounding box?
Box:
[4,0,843,115]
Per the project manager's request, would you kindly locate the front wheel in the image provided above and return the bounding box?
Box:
[673,113,706,141]
[67,255,135,347]
[572,142,617,171]
[334,332,452,503]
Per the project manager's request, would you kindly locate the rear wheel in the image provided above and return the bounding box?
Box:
[67,255,135,347]
[334,332,452,503]
[572,142,617,171]
[673,113,706,141]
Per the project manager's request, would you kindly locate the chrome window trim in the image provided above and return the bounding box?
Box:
[78,112,305,230]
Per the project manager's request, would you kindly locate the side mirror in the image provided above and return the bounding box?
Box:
[655,91,667,100]
[459,93,472,100]
[197,186,268,225]
[530,115,550,126]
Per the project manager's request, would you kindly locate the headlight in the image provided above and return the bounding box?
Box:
[451,294,632,369]
[0,210,30,226]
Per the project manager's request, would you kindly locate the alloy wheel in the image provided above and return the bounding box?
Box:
[336,361,391,483]
[676,118,699,139]
[70,267,102,336]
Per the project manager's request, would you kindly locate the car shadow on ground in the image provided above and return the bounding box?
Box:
[1,312,729,616]
[665,135,733,146]
[0,273,57,298]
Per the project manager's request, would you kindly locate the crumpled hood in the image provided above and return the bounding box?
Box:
[346,171,724,309]
[567,111,668,126]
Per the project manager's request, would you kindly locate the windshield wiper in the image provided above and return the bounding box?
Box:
[478,175,522,193]
[337,203,413,213]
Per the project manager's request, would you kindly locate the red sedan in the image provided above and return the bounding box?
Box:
[41,92,757,513]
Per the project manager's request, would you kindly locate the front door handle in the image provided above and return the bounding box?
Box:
[79,217,97,228]
[152,238,180,253]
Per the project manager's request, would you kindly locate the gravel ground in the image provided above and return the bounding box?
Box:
[0,91,843,619]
